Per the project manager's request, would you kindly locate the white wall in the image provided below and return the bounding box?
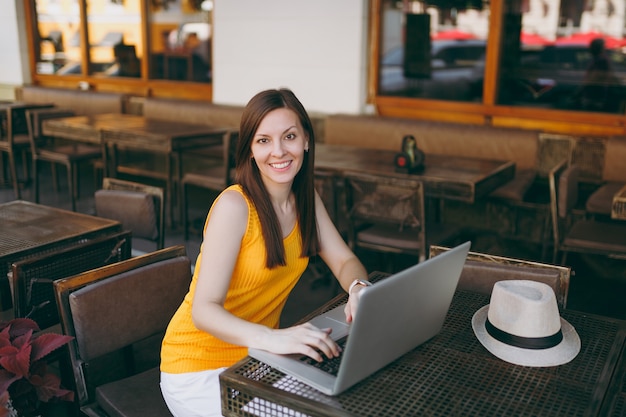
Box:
[0,0,30,99]
[212,0,369,114]
[0,0,370,113]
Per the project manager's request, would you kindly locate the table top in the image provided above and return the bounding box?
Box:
[315,144,515,203]
[0,200,121,260]
[100,119,229,152]
[41,113,147,144]
[220,273,626,417]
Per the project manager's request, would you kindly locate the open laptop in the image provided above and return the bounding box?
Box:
[248,241,471,396]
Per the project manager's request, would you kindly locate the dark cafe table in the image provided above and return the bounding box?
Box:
[40,113,150,176]
[315,144,516,204]
[100,119,229,226]
[0,200,121,310]
[42,113,230,226]
[219,272,626,417]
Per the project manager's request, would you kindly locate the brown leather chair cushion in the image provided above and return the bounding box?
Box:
[585,181,624,216]
[95,189,158,240]
[95,367,171,417]
[489,169,537,201]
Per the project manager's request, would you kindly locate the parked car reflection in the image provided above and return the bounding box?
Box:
[499,43,626,113]
[379,39,486,101]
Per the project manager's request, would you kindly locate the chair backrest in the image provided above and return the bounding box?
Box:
[95,177,165,249]
[3,104,55,146]
[548,159,578,260]
[429,245,571,308]
[53,245,191,408]
[26,108,76,154]
[344,172,426,258]
[11,230,132,330]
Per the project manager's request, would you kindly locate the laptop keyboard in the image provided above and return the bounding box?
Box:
[298,336,348,376]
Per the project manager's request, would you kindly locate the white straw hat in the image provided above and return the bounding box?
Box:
[472,280,580,367]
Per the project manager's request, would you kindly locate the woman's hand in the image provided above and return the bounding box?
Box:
[344,284,366,323]
[261,323,341,362]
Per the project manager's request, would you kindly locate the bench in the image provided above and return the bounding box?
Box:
[16,85,127,115]
[142,97,243,128]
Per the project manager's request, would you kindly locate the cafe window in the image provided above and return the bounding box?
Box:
[33,0,82,75]
[378,0,490,103]
[373,0,626,132]
[148,0,211,83]
[496,0,626,114]
[28,0,212,95]
[86,0,142,78]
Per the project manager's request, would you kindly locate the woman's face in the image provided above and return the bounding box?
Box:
[251,108,309,189]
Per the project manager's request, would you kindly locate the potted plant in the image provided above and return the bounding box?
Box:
[0,318,74,417]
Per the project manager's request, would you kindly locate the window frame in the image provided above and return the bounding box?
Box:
[368,0,626,136]
[23,0,212,101]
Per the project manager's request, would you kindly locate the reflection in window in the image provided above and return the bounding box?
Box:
[33,0,82,75]
[86,0,142,78]
[497,0,626,114]
[148,0,212,83]
[378,0,489,102]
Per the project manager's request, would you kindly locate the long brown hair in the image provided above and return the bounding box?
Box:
[235,89,319,268]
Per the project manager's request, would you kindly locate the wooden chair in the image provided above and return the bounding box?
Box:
[549,160,626,265]
[53,245,191,417]
[430,245,571,309]
[0,103,54,199]
[180,130,237,240]
[344,172,461,271]
[95,177,165,251]
[10,230,132,330]
[26,107,102,211]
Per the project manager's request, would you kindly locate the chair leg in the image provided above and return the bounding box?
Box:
[51,162,60,192]
[8,150,21,200]
[183,182,189,241]
[32,159,40,204]
[68,164,77,212]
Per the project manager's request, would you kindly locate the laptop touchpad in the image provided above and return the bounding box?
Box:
[308,306,350,340]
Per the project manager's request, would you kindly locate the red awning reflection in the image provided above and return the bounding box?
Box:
[555,31,624,49]
[521,31,554,46]
[432,29,476,40]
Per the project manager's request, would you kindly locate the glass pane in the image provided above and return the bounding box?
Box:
[148,0,212,83]
[378,0,489,102]
[497,0,626,114]
[86,0,142,78]
[33,0,82,75]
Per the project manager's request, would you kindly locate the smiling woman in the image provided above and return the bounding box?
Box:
[159,88,368,417]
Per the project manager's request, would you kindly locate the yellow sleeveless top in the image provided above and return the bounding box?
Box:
[160,185,309,373]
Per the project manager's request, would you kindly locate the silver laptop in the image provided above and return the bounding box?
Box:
[248,241,471,396]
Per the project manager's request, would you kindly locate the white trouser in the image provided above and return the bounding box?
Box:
[160,368,227,417]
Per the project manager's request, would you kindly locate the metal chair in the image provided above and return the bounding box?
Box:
[549,160,626,265]
[26,107,102,211]
[0,103,54,199]
[53,245,191,417]
[10,230,132,330]
[430,245,571,309]
[344,172,461,271]
[95,177,165,251]
[180,130,237,240]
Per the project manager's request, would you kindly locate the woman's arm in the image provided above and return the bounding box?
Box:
[191,190,340,361]
[315,191,369,322]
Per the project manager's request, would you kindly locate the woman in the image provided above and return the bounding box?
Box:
[160,88,369,416]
